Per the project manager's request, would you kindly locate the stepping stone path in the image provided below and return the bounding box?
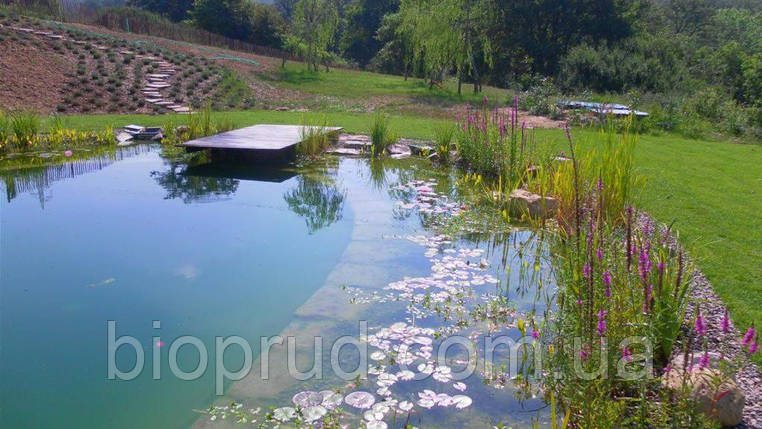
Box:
[6,25,193,115]
[136,59,191,113]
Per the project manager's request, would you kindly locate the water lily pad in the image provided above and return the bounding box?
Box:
[344,391,375,409]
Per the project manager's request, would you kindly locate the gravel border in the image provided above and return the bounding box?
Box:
[641,213,761,428]
[686,271,762,428]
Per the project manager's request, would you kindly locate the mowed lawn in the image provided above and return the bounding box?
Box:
[269,62,511,104]
[51,111,762,359]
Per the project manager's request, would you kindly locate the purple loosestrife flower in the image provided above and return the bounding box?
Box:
[564,123,571,141]
[596,247,603,262]
[722,310,730,334]
[583,263,591,279]
[743,326,756,346]
[597,309,607,336]
[698,351,711,369]
[638,247,651,281]
[622,346,632,362]
[597,177,604,191]
[532,330,540,340]
[602,270,612,297]
[576,299,584,306]
[749,340,758,355]
[482,94,489,104]
[695,312,707,336]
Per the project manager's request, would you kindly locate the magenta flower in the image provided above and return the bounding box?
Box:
[597,177,604,191]
[579,345,590,361]
[597,309,607,336]
[596,247,603,262]
[576,299,584,306]
[749,340,759,355]
[695,312,706,336]
[482,94,489,104]
[698,351,711,369]
[721,310,730,334]
[583,263,591,279]
[602,270,612,298]
[742,326,756,346]
[622,346,632,362]
[638,247,651,281]
[532,330,540,340]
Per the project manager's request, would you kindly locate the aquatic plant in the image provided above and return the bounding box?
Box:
[433,123,455,164]
[369,112,395,157]
[455,97,536,191]
[10,110,39,149]
[297,115,332,157]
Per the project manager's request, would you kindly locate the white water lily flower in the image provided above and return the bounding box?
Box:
[302,405,327,422]
[272,407,296,422]
[370,351,386,361]
[452,395,472,409]
[435,393,453,407]
[377,372,397,387]
[345,391,375,409]
[453,382,467,391]
[376,386,391,397]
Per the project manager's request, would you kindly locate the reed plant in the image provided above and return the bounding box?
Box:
[297,115,331,157]
[369,112,395,157]
[433,123,455,164]
[0,110,9,150]
[10,111,40,149]
[456,97,534,188]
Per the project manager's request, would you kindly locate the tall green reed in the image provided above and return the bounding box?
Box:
[369,112,395,157]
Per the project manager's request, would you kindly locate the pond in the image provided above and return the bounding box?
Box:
[1,145,554,428]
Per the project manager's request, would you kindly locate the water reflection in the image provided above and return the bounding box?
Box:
[283,159,346,234]
[0,145,152,207]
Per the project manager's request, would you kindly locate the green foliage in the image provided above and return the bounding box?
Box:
[10,111,40,149]
[433,123,455,164]
[519,78,561,117]
[297,115,332,157]
[369,112,395,156]
[127,0,193,22]
[287,0,339,72]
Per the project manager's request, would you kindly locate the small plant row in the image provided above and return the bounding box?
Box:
[0,12,255,114]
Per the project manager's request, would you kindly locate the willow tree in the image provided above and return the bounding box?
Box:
[288,0,339,72]
[397,0,493,94]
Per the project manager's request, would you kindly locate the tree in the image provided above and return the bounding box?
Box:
[287,0,339,71]
[396,0,493,93]
[661,0,713,37]
[128,0,193,22]
[192,0,252,41]
[339,0,399,68]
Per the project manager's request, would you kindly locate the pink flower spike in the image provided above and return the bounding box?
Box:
[532,330,540,340]
[743,326,756,346]
[698,351,710,369]
[695,312,706,336]
[749,340,759,355]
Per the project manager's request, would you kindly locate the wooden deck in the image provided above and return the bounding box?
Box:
[181,124,343,158]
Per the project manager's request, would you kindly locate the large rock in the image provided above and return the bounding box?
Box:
[663,365,745,427]
[508,189,558,219]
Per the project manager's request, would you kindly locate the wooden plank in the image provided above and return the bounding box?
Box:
[181,124,343,151]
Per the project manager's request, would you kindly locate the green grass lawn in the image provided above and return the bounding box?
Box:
[43,110,762,360]
[269,62,510,104]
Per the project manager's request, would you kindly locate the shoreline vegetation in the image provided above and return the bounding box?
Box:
[2,102,760,426]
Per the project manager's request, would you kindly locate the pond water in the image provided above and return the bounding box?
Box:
[1,146,553,428]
